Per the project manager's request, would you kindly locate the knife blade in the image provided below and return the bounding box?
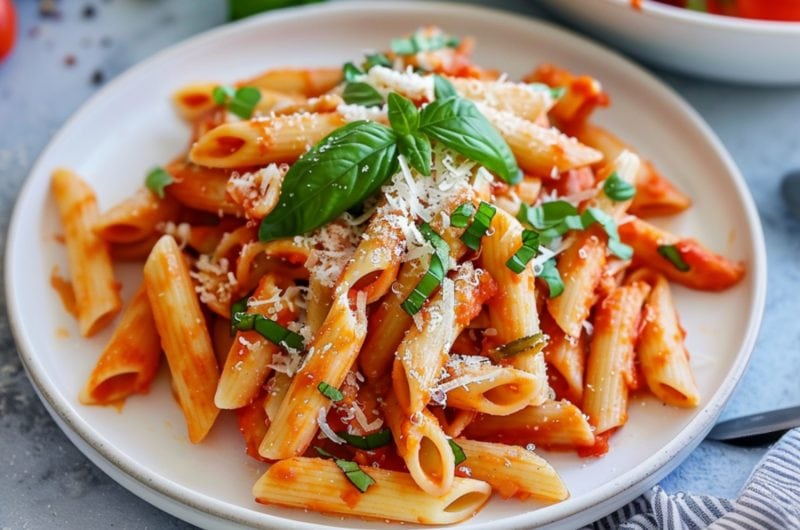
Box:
[706,406,800,446]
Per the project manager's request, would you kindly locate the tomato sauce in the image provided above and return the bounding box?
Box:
[649,0,800,21]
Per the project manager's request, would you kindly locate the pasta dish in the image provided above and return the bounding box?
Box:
[49,27,745,525]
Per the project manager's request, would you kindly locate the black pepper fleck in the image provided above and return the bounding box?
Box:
[91,69,105,86]
[82,4,96,19]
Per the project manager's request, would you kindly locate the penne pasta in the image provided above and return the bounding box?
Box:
[51,168,122,336]
[94,188,180,244]
[241,67,342,97]
[165,158,244,216]
[455,438,568,502]
[253,457,491,525]
[79,285,161,405]
[144,235,220,443]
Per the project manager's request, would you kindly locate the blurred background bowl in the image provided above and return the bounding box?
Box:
[539,0,800,85]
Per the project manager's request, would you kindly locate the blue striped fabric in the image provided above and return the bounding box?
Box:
[584,429,800,530]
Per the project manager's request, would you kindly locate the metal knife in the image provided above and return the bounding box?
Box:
[706,406,800,446]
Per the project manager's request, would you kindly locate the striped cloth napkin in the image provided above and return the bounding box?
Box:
[584,428,800,530]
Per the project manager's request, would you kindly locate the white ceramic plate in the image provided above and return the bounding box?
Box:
[6,2,766,528]
[539,0,800,85]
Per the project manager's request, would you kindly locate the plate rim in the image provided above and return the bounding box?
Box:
[4,1,768,528]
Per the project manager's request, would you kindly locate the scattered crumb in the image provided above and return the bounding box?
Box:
[90,69,104,86]
[64,54,76,67]
[82,4,97,19]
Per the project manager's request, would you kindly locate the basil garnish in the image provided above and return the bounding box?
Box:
[419,96,522,184]
[258,121,398,241]
[317,382,344,402]
[449,439,467,466]
[342,82,384,108]
[657,244,690,272]
[539,258,565,298]
[145,166,173,199]
[314,447,376,493]
[391,30,460,56]
[336,429,393,450]
[397,133,432,176]
[603,171,636,202]
[212,85,261,119]
[433,74,457,100]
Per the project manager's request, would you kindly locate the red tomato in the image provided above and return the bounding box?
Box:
[0,0,16,61]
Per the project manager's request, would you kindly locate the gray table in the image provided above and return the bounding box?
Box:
[1,0,798,528]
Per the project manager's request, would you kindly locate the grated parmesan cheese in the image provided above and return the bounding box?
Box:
[317,407,346,445]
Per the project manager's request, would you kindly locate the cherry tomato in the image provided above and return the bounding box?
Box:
[0,0,16,61]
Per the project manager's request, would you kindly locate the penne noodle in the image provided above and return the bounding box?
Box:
[619,218,745,291]
[172,82,219,121]
[429,407,477,438]
[383,395,456,497]
[541,311,586,405]
[631,269,700,407]
[583,281,651,434]
[79,285,161,405]
[144,235,220,443]
[455,438,568,502]
[439,358,546,416]
[253,457,491,525]
[241,67,342,97]
[448,76,554,121]
[94,188,180,244]
[236,390,270,462]
[51,168,122,336]
[463,400,595,449]
[190,112,346,168]
[165,158,244,216]
[523,63,610,125]
[226,163,288,220]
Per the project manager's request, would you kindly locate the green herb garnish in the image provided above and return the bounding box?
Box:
[314,447,376,493]
[342,82,384,108]
[231,313,304,351]
[449,202,476,229]
[505,230,541,274]
[539,258,565,298]
[603,171,636,202]
[460,201,496,250]
[212,85,262,119]
[145,167,173,199]
[391,30,460,55]
[336,429,393,450]
[449,439,467,466]
[317,382,344,402]
[229,292,250,336]
[401,223,450,315]
[657,244,690,272]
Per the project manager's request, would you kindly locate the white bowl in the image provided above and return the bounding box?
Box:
[5,1,766,528]
[539,0,800,85]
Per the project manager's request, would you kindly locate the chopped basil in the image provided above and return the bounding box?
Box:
[460,201,496,250]
[505,230,541,273]
[229,292,250,336]
[314,447,376,493]
[517,200,578,232]
[363,53,391,70]
[419,97,522,184]
[491,332,548,361]
[602,171,636,202]
[449,439,467,466]
[528,83,566,100]
[450,202,476,229]
[213,85,261,119]
[317,382,344,402]
[231,312,304,351]
[342,82,384,108]
[342,62,363,82]
[580,208,633,260]
[539,258,565,298]
[401,223,450,315]
[391,30,459,56]
[259,121,398,241]
[336,429,393,450]
[145,167,173,199]
[397,133,432,176]
[657,244,690,272]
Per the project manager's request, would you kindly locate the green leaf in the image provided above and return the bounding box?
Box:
[317,382,344,402]
[401,223,450,315]
[528,83,565,100]
[391,30,460,55]
[212,84,235,105]
[259,121,398,241]
[343,82,384,108]
[342,62,363,82]
[657,244,690,272]
[448,439,467,466]
[228,86,262,119]
[505,230,541,274]
[145,167,174,199]
[538,258,565,298]
[387,92,419,135]
[397,133,432,176]
[460,201,496,250]
[334,459,376,493]
[603,171,636,202]
[336,429,393,450]
[450,202,475,228]
[229,292,251,336]
[433,75,457,100]
[390,37,416,56]
[232,312,305,351]
[228,0,323,20]
[363,53,391,70]
[492,332,548,360]
[518,201,579,231]
[581,208,633,260]
[419,97,521,184]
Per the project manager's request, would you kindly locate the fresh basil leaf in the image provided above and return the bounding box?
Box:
[363,53,391,70]
[391,31,460,55]
[145,167,173,199]
[448,439,467,466]
[317,381,344,402]
[397,133,432,176]
[603,171,636,202]
[608,239,634,261]
[505,230,541,274]
[657,244,690,272]
[401,223,450,315]
[212,84,235,105]
[528,83,566,100]
[227,86,262,119]
[387,92,419,135]
[538,258,565,298]
[232,312,305,351]
[336,429,393,450]
[518,201,579,230]
[259,121,398,241]
[334,459,376,493]
[342,62,363,82]
[391,37,416,56]
[581,208,633,260]
[229,292,250,336]
[343,82,384,108]
[433,75,457,100]
[419,97,521,184]
[460,201,496,250]
[450,202,475,228]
